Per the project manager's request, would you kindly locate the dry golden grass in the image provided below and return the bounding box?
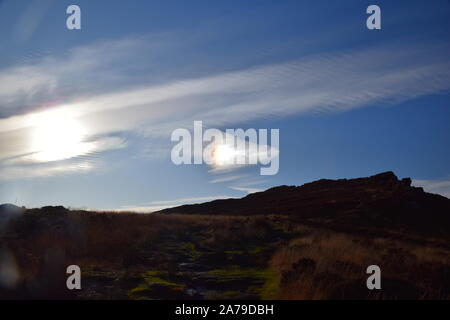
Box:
[3,209,449,299]
[270,226,450,299]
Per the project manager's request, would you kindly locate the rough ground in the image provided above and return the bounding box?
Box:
[1,172,449,300]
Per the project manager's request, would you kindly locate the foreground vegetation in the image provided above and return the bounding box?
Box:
[0,206,449,299]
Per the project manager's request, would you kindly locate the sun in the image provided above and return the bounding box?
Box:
[30,109,89,162]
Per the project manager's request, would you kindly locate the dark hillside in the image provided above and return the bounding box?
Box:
[158,172,450,236]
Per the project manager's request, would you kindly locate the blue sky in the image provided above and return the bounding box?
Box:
[0,0,449,211]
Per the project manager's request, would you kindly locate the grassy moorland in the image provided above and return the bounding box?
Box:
[0,208,449,300]
[0,172,449,299]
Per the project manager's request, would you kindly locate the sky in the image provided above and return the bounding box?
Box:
[0,0,449,211]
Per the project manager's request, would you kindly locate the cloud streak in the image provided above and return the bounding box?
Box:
[0,159,95,181]
[1,35,450,180]
[229,186,263,194]
[413,178,450,198]
[101,195,236,213]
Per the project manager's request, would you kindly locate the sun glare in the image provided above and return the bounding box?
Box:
[213,144,236,167]
[30,109,89,162]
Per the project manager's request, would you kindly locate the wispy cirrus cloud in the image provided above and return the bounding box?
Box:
[1,34,450,180]
[3,136,126,166]
[413,177,450,198]
[229,186,263,194]
[209,174,249,184]
[0,159,95,181]
[100,195,236,213]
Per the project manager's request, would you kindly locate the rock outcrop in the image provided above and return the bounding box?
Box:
[158,172,450,235]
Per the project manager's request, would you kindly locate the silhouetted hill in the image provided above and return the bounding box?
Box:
[2,175,450,300]
[0,203,24,231]
[0,203,22,213]
[157,172,450,236]
[0,203,24,220]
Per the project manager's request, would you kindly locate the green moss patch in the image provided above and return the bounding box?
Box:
[128,270,186,299]
[208,266,279,299]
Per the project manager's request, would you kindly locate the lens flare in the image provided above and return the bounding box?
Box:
[212,144,236,166]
